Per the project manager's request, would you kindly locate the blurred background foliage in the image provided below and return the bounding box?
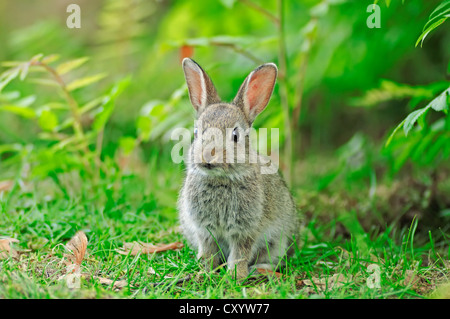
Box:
[0,0,449,235]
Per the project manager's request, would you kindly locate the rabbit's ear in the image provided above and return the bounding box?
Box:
[182,58,221,114]
[234,63,277,124]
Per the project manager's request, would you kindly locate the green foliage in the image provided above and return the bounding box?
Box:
[384,88,450,172]
[0,0,449,299]
[376,0,450,173]
[0,54,127,184]
[416,0,450,47]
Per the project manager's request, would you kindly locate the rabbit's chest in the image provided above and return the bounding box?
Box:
[188,180,262,233]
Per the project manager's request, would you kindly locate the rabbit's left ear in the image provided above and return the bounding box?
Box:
[234,63,278,124]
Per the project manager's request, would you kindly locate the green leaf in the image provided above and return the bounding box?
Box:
[38,109,59,131]
[425,0,450,30]
[140,100,165,117]
[0,105,36,119]
[136,116,152,141]
[403,107,429,136]
[416,17,447,47]
[19,62,30,81]
[66,73,107,91]
[1,61,23,67]
[28,78,60,87]
[0,91,20,101]
[108,75,131,99]
[119,136,136,156]
[56,57,90,75]
[15,95,36,107]
[92,98,114,132]
[79,96,104,115]
[327,0,347,4]
[428,87,450,112]
[92,77,130,131]
[41,54,60,65]
[219,0,235,9]
[310,2,329,17]
[417,1,450,47]
[0,143,22,155]
[30,53,44,63]
[0,67,21,92]
[350,79,439,108]
[385,87,449,145]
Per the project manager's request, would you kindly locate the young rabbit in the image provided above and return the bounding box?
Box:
[178,58,301,279]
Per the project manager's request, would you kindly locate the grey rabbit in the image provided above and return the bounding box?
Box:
[178,58,302,279]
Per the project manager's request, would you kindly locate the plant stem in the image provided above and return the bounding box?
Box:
[209,41,265,65]
[32,61,85,140]
[32,60,94,176]
[276,0,293,186]
[292,43,311,131]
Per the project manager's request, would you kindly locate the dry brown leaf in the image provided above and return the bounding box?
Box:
[402,270,432,293]
[403,270,420,287]
[0,180,14,193]
[303,273,352,291]
[256,268,283,278]
[0,238,19,259]
[95,276,129,289]
[65,231,88,272]
[116,241,184,256]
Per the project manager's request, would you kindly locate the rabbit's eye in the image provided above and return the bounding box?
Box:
[194,128,198,139]
[232,127,239,143]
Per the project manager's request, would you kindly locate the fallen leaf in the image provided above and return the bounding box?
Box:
[303,273,352,291]
[65,231,88,272]
[116,241,184,256]
[95,276,129,289]
[256,268,283,278]
[0,238,19,259]
[296,279,305,289]
[0,180,14,193]
[403,270,420,287]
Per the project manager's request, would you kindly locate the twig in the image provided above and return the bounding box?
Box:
[237,0,280,26]
[209,41,265,65]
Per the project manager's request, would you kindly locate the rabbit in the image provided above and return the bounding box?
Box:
[178,58,302,280]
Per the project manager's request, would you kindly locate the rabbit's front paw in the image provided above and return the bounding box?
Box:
[229,263,249,280]
[197,241,221,272]
[199,253,221,272]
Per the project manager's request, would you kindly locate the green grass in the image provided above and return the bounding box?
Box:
[0,155,449,299]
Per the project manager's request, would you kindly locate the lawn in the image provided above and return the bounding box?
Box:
[1,152,449,299]
[0,0,449,300]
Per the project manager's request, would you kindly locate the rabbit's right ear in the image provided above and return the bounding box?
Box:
[182,58,221,114]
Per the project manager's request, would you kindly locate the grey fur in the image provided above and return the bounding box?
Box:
[178,58,302,279]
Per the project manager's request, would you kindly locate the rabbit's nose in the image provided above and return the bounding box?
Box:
[203,148,217,164]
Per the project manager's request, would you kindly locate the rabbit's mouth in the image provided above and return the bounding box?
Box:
[197,163,227,175]
[191,163,225,177]
[192,162,251,180]
[199,163,214,170]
